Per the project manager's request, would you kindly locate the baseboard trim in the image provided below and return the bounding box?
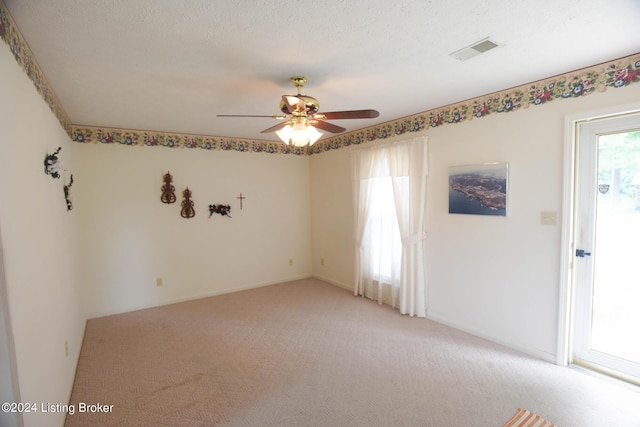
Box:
[427,312,557,364]
[312,274,352,292]
[314,278,558,362]
[85,274,314,319]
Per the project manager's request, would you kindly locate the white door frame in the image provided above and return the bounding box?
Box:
[558,101,640,367]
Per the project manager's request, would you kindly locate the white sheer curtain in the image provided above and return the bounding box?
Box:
[351,148,403,307]
[351,136,428,317]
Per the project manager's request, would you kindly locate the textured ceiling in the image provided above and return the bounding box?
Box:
[4,0,640,142]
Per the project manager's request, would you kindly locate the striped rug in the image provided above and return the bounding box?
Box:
[502,408,556,427]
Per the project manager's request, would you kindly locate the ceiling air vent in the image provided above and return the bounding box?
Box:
[449,37,499,61]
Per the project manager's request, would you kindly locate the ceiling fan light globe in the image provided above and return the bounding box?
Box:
[275,125,293,143]
[290,124,308,146]
[306,126,323,144]
[276,123,323,147]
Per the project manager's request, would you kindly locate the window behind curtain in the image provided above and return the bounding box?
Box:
[352,136,428,316]
[365,175,402,286]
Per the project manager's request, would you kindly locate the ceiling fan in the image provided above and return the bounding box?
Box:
[217,76,380,146]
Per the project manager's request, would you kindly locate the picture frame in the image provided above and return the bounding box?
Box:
[448,162,508,216]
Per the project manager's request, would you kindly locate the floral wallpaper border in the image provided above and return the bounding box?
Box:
[2,1,639,156]
[70,126,309,155]
[310,53,640,155]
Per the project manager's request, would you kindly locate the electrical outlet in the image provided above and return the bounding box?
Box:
[156,277,163,286]
[540,211,557,226]
[64,340,69,358]
[289,258,293,266]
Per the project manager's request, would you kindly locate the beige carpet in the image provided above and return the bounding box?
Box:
[66,278,640,426]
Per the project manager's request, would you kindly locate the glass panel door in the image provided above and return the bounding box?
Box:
[573,114,640,384]
[590,131,640,365]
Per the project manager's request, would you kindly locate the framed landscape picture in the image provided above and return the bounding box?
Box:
[448,162,508,216]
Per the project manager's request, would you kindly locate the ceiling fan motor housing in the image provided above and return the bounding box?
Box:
[279,95,320,115]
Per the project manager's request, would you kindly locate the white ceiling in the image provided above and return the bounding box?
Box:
[4,0,640,142]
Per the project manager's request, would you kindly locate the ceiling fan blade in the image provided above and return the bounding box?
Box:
[314,109,380,120]
[312,120,346,133]
[282,95,306,114]
[217,114,287,119]
[260,121,290,134]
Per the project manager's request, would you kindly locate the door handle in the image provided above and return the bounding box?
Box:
[576,249,591,257]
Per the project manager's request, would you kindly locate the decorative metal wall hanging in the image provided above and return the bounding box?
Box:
[64,174,74,211]
[236,193,246,210]
[160,171,176,204]
[209,204,232,218]
[180,188,195,219]
[44,147,64,179]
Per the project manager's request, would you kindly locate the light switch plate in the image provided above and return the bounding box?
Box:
[541,211,557,225]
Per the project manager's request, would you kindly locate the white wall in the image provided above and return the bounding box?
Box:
[310,83,640,362]
[0,46,85,427]
[309,147,355,290]
[73,142,312,317]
